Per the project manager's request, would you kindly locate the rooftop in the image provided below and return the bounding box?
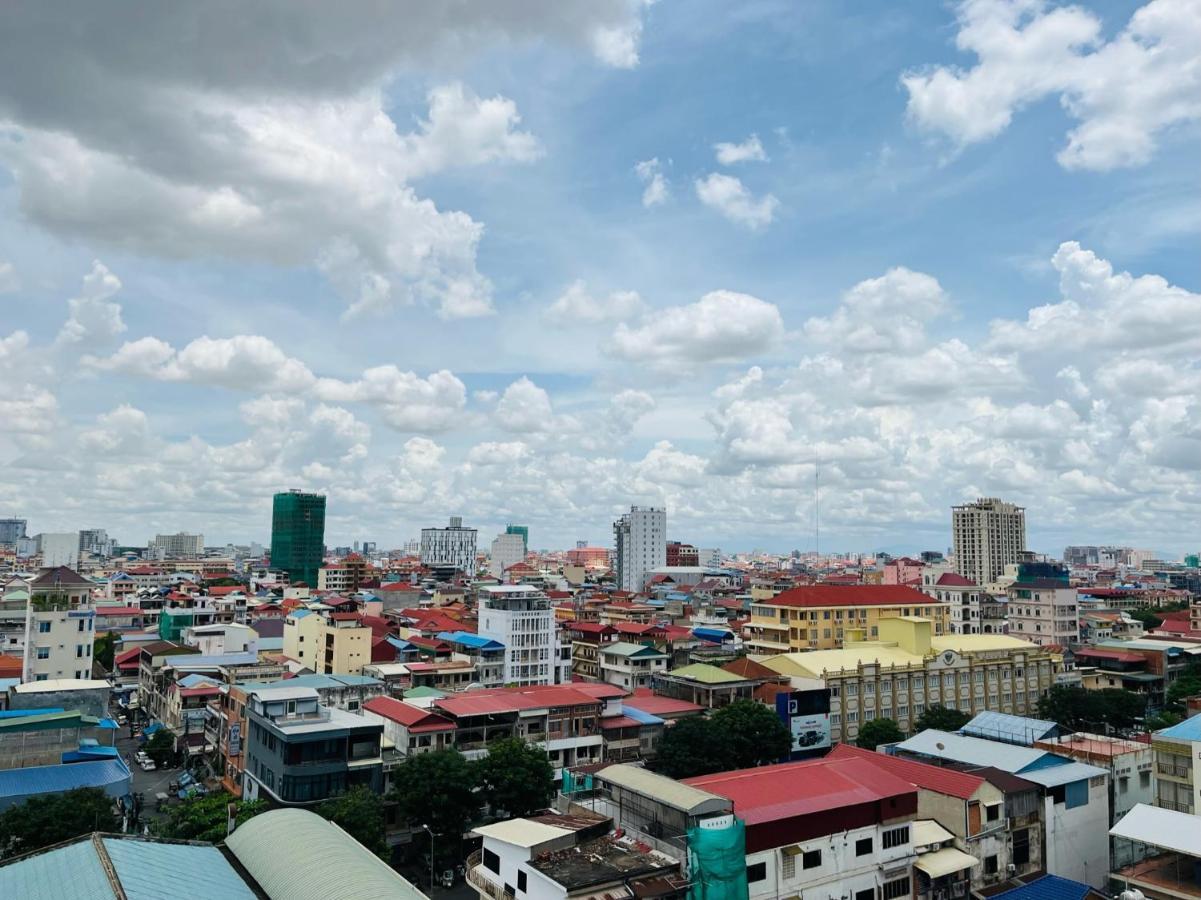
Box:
[827,744,986,800]
[362,696,455,731]
[962,711,1060,746]
[660,663,747,685]
[597,764,730,816]
[623,692,704,717]
[988,875,1097,900]
[1154,715,1201,742]
[765,584,940,608]
[528,835,678,891]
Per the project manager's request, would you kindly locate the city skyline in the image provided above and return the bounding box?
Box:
[1,3,1198,554]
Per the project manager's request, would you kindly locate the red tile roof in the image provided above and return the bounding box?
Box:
[434,685,602,717]
[827,744,986,800]
[684,756,916,826]
[377,582,421,592]
[600,715,645,730]
[613,622,664,636]
[1074,647,1147,664]
[935,573,977,587]
[114,647,142,669]
[568,682,628,700]
[623,692,704,717]
[363,696,455,731]
[722,657,781,680]
[565,622,616,636]
[328,612,361,622]
[766,584,938,608]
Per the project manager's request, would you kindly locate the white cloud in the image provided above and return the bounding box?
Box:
[0,261,17,294]
[495,376,557,433]
[606,389,656,436]
[804,266,949,353]
[546,280,644,324]
[315,366,467,432]
[56,261,126,346]
[714,134,767,165]
[611,290,784,367]
[634,158,669,207]
[694,173,779,229]
[902,0,1201,170]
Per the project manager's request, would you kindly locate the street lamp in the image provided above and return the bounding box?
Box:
[421,824,435,892]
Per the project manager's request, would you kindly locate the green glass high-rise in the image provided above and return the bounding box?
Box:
[506,524,529,553]
[270,490,326,588]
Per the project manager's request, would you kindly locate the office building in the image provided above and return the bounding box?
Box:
[613,506,666,593]
[420,516,478,577]
[477,585,569,685]
[149,531,205,558]
[490,531,526,577]
[37,532,80,569]
[270,490,326,588]
[0,518,27,545]
[952,498,1026,587]
[77,528,113,558]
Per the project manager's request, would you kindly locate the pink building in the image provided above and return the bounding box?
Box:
[882,556,924,585]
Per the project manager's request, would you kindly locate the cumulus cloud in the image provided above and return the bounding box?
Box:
[546,280,644,324]
[713,134,767,165]
[902,0,1201,170]
[495,377,558,433]
[315,366,467,432]
[610,290,784,367]
[0,3,647,319]
[634,158,669,207]
[0,261,17,294]
[695,173,779,229]
[56,261,126,346]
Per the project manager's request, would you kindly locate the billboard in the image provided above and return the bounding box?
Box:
[775,688,832,756]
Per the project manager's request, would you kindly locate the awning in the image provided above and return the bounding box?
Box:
[912,820,954,848]
[914,847,978,879]
[780,846,802,857]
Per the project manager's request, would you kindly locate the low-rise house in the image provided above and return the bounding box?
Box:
[598,641,669,690]
[361,695,455,758]
[1108,804,1201,900]
[622,689,704,722]
[651,663,755,708]
[436,631,506,687]
[1149,715,1201,815]
[1073,646,1164,707]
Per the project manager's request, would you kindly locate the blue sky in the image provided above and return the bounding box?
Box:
[0,1,1198,556]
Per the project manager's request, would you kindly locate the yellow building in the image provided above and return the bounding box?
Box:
[757,617,1059,745]
[282,609,372,675]
[745,584,952,653]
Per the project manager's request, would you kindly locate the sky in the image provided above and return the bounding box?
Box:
[0,0,1199,556]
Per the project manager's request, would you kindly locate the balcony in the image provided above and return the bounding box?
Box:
[1157,763,1189,779]
[466,852,513,900]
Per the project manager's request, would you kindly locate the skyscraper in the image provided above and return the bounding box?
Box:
[0,518,27,545]
[505,524,529,553]
[270,490,326,588]
[613,506,666,593]
[952,497,1026,586]
[420,516,478,576]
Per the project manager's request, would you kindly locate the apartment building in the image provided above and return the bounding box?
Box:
[282,608,372,675]
[1150,715,1201,815]
[478,584,570,686]
[613,506,666,593]
[489,531,526,577]
[746,584,952,655]
[759,617,1059,744]
[597,641,669,690]
[361,695,456,758]
[24,566,96,682]
[919,571,987,635]
[952,498,1026,587]
[1006,567,1079,647]
[316,554,370,592]
[420,516,478,576]
[149,532,204,558]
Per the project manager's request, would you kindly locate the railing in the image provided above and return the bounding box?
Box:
[1156,763,1189,778]
[465,852,512,900]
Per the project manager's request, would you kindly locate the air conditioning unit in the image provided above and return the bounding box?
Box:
[1007,864,1017,874]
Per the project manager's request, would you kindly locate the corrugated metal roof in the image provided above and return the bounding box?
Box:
[895,730,1048,773]
[597,764,731,816]
[827,744,985,800]
[664,663,746,684]
[472,819,573,847]
[991,875,1093,900]
[1017,762,1107,788]
[1155,715,1201,741]
[1110,803,1201,856]
[101,837,257,900]
[226,808,427,900]
[962,712,1059,746]
[621,706,665,726]
[0,758,129,801]
[0,835,113,899]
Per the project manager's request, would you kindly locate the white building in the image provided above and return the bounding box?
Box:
[477,585,569,686]
[613,506,665,593]
[77,529,113,558]
[38,533,80,569]
[919,568,984,635]
[1007,579,1079,646]
[149,532,205,558]
[23,566,96,682]
[490,532,526,578]
[952,498,1025,587]
[697,548,722,568]
[420,517,478,576]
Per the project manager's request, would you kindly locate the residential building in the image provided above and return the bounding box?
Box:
[883,557,925,585]
[1150,715,1201,815]
[685,756,919,900]
[24,566,96,682]
[361,695,455,759]
[37,532,80,569]
[270,490,326,588]
[759,617,1060,744]
[282,609,372,675]
[0,518,27,545]
[436,631,506,687]
[565,545,610,569]
[478,584,569,686]
[317,554,370,592]
[650,663,755,708]
[148,531,204,558]
[952,498,1026,587]
[613,506,666,593]
[745,584,952,654]
[242,684,383,805]
[1073,646,1163,707]
[665,542,699,567]
[420,516,478,576]
[1006,565,1079,647]
[598,641,669,690]
[920,570,986,635]
[490,531,526,577]
[1109,804,1201,900]
[894,730,1110,887]
[77,528,113,558]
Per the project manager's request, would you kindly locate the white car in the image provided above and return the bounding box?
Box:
[140,760,156,771]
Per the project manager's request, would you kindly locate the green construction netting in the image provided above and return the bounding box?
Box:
[688,819,748,900]
[561,770,594,794]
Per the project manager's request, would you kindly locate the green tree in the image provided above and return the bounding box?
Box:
[711,699,793,768]
[94,631,118,670]
[1164,664,1201,715]
[156,791,267,842]
[475,738,554,818]
[1035,685,1146,734]
[317,786,388,858]
[145,727,176,768]
[0,788,120,859]
[856,718,904,750]
[653,717,734,779]
[913,704,971,733]
[389,749,479,840]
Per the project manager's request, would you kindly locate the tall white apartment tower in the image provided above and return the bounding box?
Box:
[489,532,526,578]
[613,506,666,593]
[952,497,1026,587]
[420,516,478,577]
[477,585,569,685]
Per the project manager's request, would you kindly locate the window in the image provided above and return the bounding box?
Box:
[38,621,51,633]
[1119,776,1128,795]
[37,647,50,659]
[782,852,795,880]
[1013,829,1030,866]
[883,877,910,900]
[517,871,527,893]
[1139,771,1151,789]
[984,855,998,875]
[802,849,821,869]
[483,849,500,874]
[857,890,876,900]
[746,862,767,883]
[882,826,909,849]
[986,804,1000,822]
[78,619,86,632]
[855,837,873,856]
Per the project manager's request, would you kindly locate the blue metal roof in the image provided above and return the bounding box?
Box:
[178,673,218,688]
[990,875,1092,900]
[693,627,735,642]
[102,836,258,899]
[962,711,1059,746]
[1156,715,1201,741]
[0,707,65,719]
[62,746,121,763]
[436,630,505,650]
[0,834,111,899]
[621,706,665,726]
[289,608,313,619]
[0,758,130,805]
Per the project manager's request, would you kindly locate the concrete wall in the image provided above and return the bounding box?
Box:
[9,684,109,719]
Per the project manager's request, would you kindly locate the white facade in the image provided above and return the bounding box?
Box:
[952,498,1025,587]
[149,532,204,558]
[39,533,80,569]
[1007,583,1079,646]
[420,517,478,576]
[24,606,95,681]
[1040,776,1109,887]
[490,532,526,577]
[697,548,722,568]
[613,506,666,593]
[478,585,566,686]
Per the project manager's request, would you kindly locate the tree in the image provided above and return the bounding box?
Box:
[389,749,479,840]
[711,700,793,768]
[856,718,904,750]
[1164,664,1201,715]
[94,631,118,671]
[1036,685,1146,734]
[0,788,120,859]
[145,727,176,768]
[475,738,555,818]
[653,717,735,779]
[317,786,388,858]
[913,704,971,734]
[156,791,267,842]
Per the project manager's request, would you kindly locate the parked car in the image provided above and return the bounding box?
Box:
[140,760,156,771]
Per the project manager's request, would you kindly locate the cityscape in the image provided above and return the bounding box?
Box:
[1,2,1199,900]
